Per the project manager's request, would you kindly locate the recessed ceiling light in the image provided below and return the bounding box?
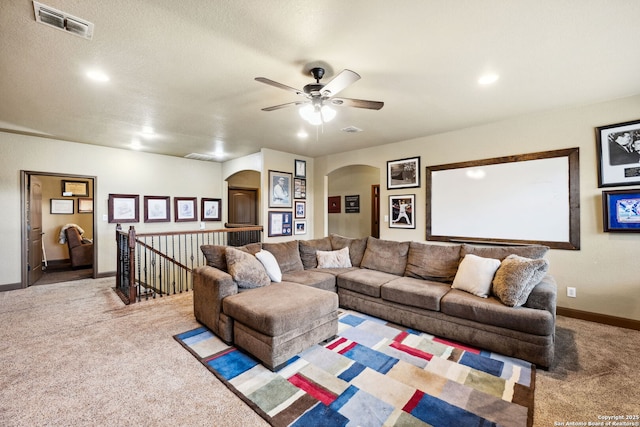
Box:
[478,73,499,85]
[86,70,109,82]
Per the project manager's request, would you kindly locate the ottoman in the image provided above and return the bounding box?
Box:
[222,282,339,371]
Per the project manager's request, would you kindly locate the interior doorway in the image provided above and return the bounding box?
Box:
[22,171,97,287]
[371,184,380,238]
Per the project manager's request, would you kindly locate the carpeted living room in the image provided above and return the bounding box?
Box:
[2,2,640,427]
[1,277,639,426]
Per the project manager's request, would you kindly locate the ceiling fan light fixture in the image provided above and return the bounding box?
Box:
[299,104,336,125]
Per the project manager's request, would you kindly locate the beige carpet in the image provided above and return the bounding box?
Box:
[0,278,638,426]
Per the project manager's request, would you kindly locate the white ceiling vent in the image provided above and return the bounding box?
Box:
[185,153,219,162]
[33,1,94,40]
[341,126,363,133]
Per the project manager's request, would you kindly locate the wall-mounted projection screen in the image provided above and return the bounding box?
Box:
[426,148,580,250]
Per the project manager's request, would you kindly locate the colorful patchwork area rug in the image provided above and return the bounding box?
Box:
[174,310,535,427]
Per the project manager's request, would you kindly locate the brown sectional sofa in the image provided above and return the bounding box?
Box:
[193,234,556,369]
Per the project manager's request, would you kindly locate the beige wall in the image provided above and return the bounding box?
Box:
[315,95,640,322]
[328,165,379,238]
[0,133,223,285]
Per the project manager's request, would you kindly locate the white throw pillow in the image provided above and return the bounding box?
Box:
[255,249,282,282]
[316,247,352,269]
[452,254,501,298]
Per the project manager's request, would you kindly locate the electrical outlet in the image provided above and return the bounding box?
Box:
[567,287,576,298]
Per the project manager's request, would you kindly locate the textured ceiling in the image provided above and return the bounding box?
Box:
[1,0,640,161]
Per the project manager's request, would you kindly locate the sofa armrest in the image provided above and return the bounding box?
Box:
[523,274,557,316]
[193,266,238,342]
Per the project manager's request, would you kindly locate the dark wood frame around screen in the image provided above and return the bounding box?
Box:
[426,148,580,250]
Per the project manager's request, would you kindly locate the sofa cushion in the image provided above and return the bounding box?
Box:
[440,288,555,336]
[460,243,549,261]
[329,234,368,267]
[225,247,270,289]
[222,282,338,337]
[337,268,400,298]
[282,270,337,292]
[492,254,550,307]
[262,241,304,273]
[299,237,332,269]
[316,247,352,269]
[255,250,282,283]
[201,245,227,271]
[360,237,410,276]
[381,277,451,311]
[451,254,501,298]
[405,242,461,283]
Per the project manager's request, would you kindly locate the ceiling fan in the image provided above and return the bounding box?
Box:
[255,67,384,125]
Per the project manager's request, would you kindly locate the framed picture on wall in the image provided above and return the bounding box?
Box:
[78,198,93,213]
[345,195,360,213]
[269,170,292,208]
[602,189,640,232]
[268,211,293,237]
[389,194,415,229]
[387,157,420,189]
[50,198,74,214]
[108,194,139,223]
[294,220,307,235]
[294,178,306,199]
[295,159,306,178]
[175,197,197,222]
[295,201,306,219]
[596,119,640,187]
[62,180,89,197]
[201,198,222,221]
[328,196,341,213]
[144,196,170,223]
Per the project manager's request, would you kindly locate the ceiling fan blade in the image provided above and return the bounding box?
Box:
[320,69,361,98]
[330,97,384,110]
[261,101,308,112]
[255,77,306,97]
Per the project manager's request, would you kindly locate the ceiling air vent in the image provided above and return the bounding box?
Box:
[341,126,363,133]
[33,1,94,40]
[185,153,219,162]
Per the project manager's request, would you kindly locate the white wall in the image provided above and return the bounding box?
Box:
[328,165,379,238]
[0,132,223,285]
[315,95,640,322]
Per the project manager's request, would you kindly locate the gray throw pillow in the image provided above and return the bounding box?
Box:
[492,254,550,307]
[224,247,270,289]
[200,245,227,271]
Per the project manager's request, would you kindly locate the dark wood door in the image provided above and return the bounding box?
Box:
[28,175,43,286]
[228,188,258,225]
[371,184,380,238]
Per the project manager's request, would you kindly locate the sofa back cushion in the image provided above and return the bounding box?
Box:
[329,234,368,267]
[405,242,461,283]
[201,245,228,271]
[201,242,263,272]
[262,240,304,273]
[299,237,332,269]
[460,243,549,261]
[360,236,410,276]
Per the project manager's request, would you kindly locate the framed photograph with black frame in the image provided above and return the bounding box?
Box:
[602,189,640,232]
[295,159,306,178]
[144,196,170,223]
[294,178,306,199]
[269,170,292,208]
[268,211,293,237]
[201,198,222,221]
[387,156,420,189]
[174,197,197,222]
[345,195,360,213]
[108,194,139,223]
[389,194,415,229]
[295,201,306,219]
[596,119,640,187]
[62,180,89,197]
